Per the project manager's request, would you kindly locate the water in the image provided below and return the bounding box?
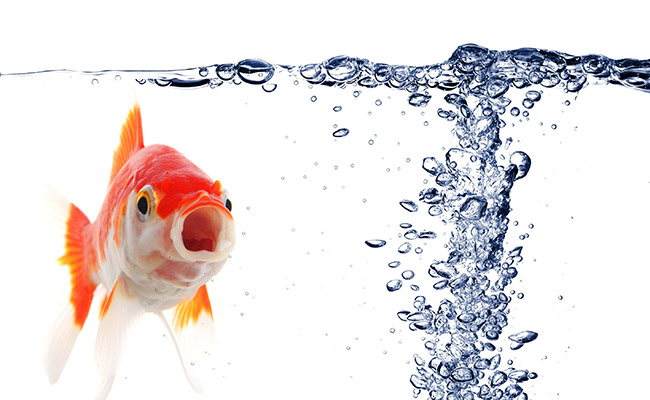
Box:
[1,44,649,399]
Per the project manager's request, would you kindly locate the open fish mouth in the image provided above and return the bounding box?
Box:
[171,194,235,262]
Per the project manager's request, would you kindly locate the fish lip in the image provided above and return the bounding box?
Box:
[171,193,235,261]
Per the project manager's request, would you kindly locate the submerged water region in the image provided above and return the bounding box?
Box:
[2,44,649,399]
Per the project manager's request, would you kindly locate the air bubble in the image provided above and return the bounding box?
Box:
[508,331,538,344]
[365,239,386,248]
[510,151,532,180]
[386,279,403,292]
[325,56,359,81]
[398,242,412,254]
[399,200,419,212]
[262,83,277,93]
[333,128,349,138]
[236,59,274,84]
[333,105,342,112]
[402,270,415,280]
[311,95,317,102]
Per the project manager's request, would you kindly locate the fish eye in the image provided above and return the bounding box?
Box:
[136,185,155,221]
[221,190,232,212]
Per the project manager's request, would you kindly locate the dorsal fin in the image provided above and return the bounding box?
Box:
[109,104,144,184]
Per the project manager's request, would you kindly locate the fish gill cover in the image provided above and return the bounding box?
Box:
[5,44,649,399]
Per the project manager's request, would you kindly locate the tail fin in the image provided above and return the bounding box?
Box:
[44,194,97,385]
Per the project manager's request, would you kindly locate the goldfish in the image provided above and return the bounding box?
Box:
[43,104,236,399]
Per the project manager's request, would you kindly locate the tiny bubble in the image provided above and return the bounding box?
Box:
[346,346,351,350]
[293,80,299,85]
[517,293,524,299]
[333,105,342,112]
[322,186,327,190]
[423,121,429,126]
[262,83,277,93]
[311,96,317,102]
[551,124,557,130]
[406,158,411,162]
[564,100,571,106]
[199,67,209,77]
[240,312,244,316]
[91,78,99,85]
[353,90,361,98]
[375,99,383,106]
[368,139,374,145]
[558,295,563,300]
[114,75,121,81]
[401,111,406,115]
[528,223,534,229]
[280,176,285,180]
[242,232,246,236]
[390,328,396,333]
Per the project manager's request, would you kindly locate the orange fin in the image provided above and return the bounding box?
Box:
[58,203,97,328]
[173,285,213,332]
[172,285,216,364]
[44,198,97,385]
[109,104,144,184]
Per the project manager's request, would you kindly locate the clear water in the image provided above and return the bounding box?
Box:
[1,44,649,399]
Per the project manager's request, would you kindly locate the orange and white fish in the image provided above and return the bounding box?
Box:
[44,104,236,399]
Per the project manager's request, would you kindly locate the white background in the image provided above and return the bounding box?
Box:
[1,1,649,399]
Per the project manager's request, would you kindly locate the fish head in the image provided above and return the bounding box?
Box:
[120,146,235,292]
